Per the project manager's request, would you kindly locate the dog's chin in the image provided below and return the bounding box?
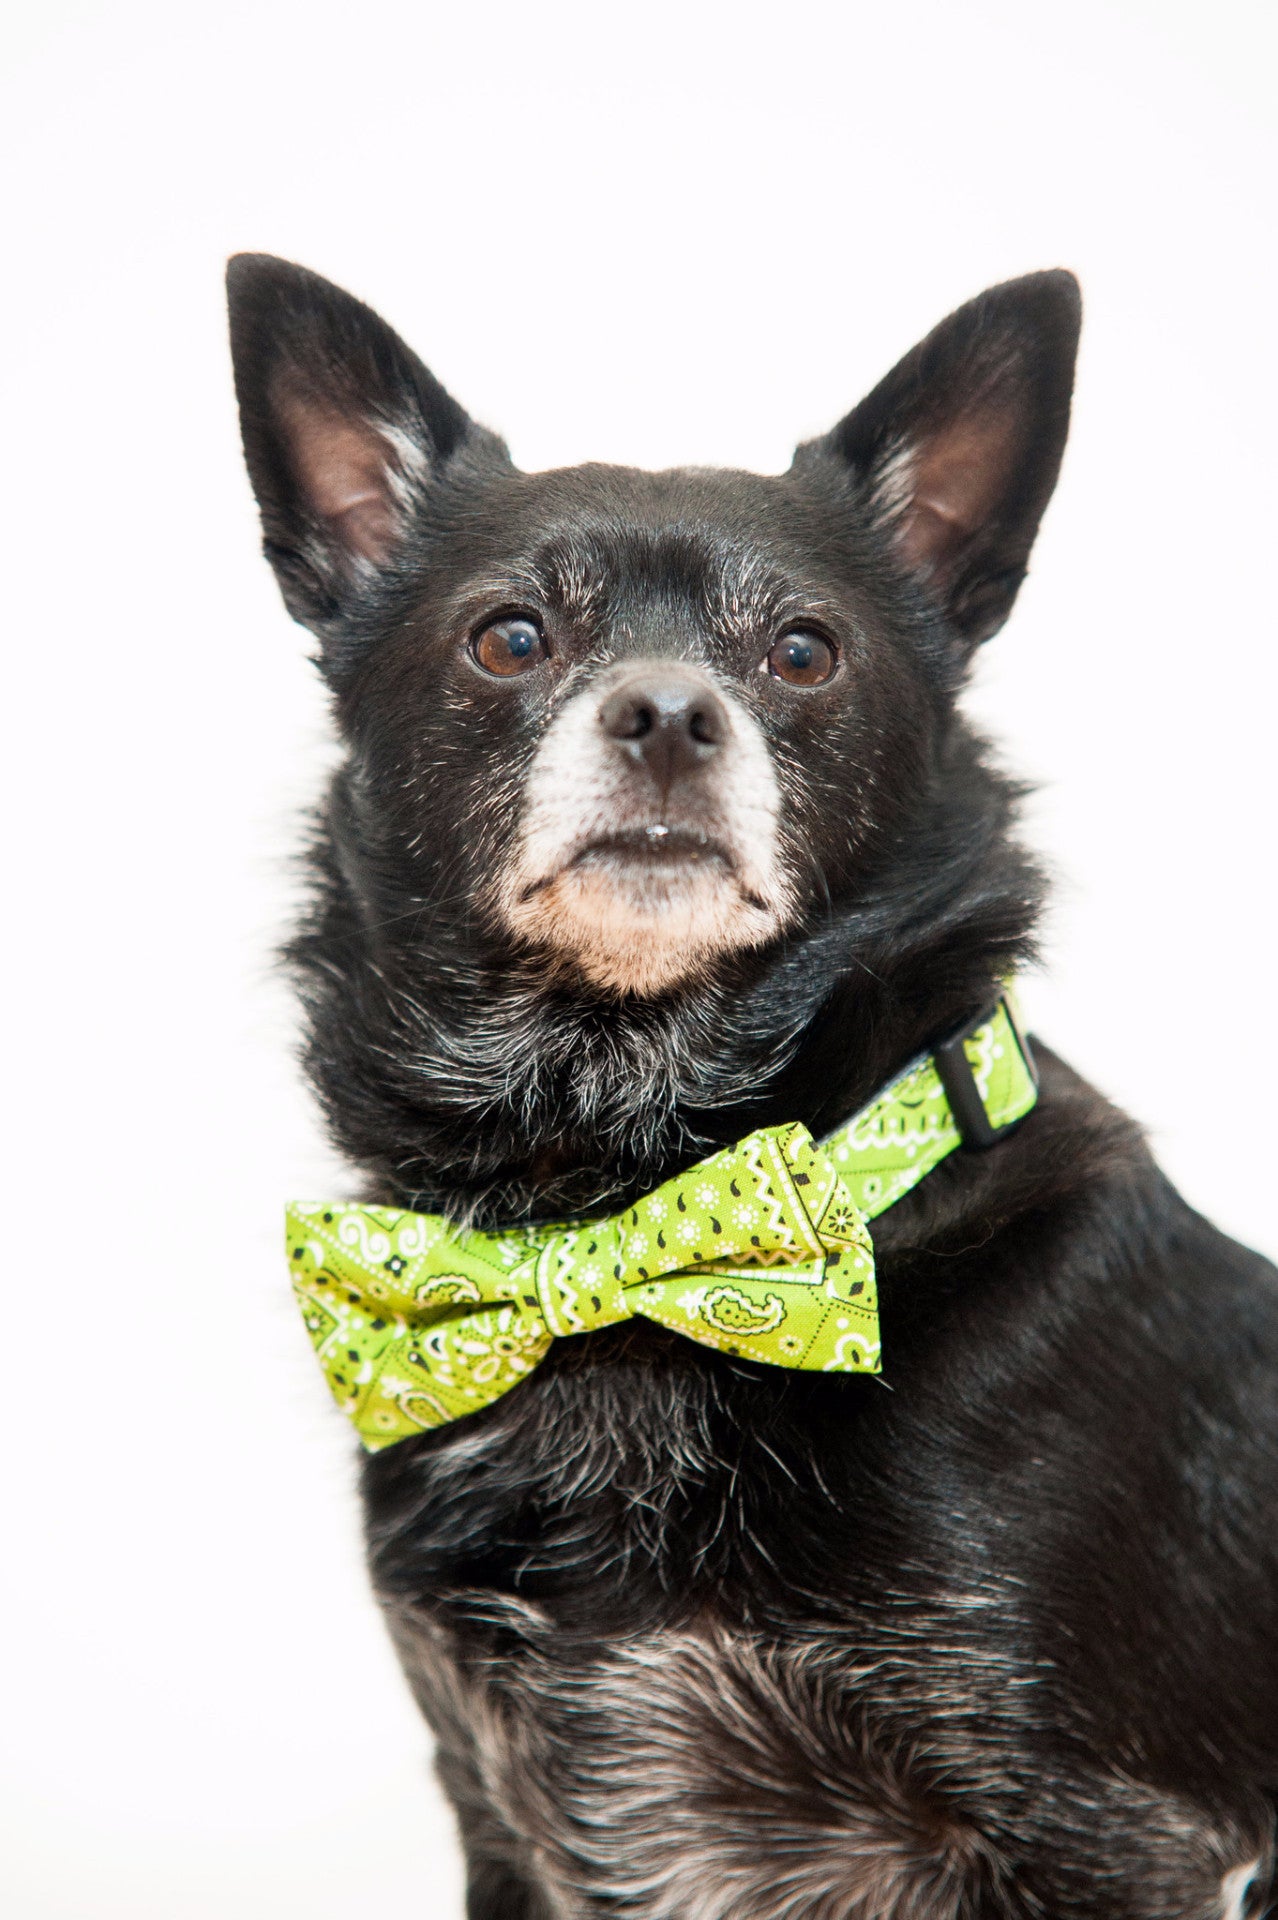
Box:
[501,838,787,997]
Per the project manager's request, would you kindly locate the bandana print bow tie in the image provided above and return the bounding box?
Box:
[288,1123,877,1449]
[288,992,1038,1448]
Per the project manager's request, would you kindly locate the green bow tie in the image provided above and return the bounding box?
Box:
[287,994,1037,1449]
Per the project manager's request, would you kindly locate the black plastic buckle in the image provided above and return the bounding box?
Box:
[933,992,1038,1152]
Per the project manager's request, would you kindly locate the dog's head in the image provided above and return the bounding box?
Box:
[230,260,1077,1209]
[230,259,1077,1009]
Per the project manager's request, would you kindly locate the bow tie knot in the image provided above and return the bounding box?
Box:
[288,1121,881,1449]
[519,1224,631,1339]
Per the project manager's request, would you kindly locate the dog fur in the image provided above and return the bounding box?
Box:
[229,256,1278,1917]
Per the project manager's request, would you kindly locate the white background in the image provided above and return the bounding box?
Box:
[2,3,1275,1914]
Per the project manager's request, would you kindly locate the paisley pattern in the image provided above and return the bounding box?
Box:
[287,996,1037,1448]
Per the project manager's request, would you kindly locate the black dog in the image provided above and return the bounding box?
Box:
[229,257,1278,1918]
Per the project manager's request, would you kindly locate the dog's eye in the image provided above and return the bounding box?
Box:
[471,617,549,678]
[764,629,837,687]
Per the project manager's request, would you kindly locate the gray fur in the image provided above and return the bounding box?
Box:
[387,1602,1268,1919]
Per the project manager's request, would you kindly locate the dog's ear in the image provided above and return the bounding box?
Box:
[798,272,1081,645]
[227,254,504,631]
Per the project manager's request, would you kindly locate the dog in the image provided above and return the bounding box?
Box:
[229,256,1278,1919]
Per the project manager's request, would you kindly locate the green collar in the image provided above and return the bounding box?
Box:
[287,991,1037,1449]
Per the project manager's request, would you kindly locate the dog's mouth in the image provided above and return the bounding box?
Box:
[519,825,749,903]
[502,813,784,994]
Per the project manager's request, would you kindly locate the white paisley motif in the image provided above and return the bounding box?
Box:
[392,1215,441,1260]
[415,1274,482,1307]
[822,1328,881,1372]
[336,1213,394,1266]
[375,1376,450,1430]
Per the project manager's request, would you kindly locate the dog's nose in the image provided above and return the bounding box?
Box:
[598,667,727,794]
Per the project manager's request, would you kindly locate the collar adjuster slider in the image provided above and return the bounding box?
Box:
[933,991,1038,1151]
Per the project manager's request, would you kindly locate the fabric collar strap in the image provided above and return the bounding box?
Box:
[287,991,1038,1450]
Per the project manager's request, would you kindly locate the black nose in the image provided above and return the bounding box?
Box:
[598,666,727,794]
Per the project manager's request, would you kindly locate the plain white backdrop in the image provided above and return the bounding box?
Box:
[2,3,1275,1914]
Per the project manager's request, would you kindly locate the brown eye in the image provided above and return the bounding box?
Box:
[471,616,548,678]
[764,628,837,687]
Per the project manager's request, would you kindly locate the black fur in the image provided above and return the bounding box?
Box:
[230,256,1278,1917]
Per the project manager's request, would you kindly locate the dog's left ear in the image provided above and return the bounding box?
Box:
[798,271,1081,645]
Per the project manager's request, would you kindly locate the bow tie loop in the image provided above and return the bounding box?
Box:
[520,1222,631,1339]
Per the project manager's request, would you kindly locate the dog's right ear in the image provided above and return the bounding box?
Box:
[227,255,505,632]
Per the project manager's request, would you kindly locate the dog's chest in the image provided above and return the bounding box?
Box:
[393,1606,1262,1920]
[365,1328,1272,1919]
